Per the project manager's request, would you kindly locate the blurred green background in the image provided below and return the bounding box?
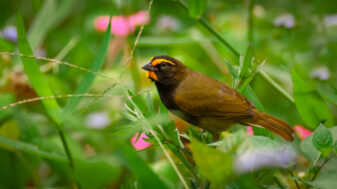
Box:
[1,0,337,188]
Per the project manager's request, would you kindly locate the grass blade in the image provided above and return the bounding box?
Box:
[62,18,111,118]
[16,11,61,124]
[0,136,67,162]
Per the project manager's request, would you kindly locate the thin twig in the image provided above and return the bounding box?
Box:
[248,0,254,46]
[288,169,300,189]
[310,154,335,181]
[83,0,154,112]
[259,70,295,104]
[273,176,286,189]
[0,94,113,111]
[58,129,74,168]
[119,0,154,77]
[0,52,115,81]
[176,0,240,58]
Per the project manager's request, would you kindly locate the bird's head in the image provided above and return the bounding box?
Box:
[142,55,187,86]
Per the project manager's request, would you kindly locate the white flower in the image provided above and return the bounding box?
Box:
[274,14,296,28]
[86,112,111,129]
[324,14,337,27]
[3,26,17,42]
[156,15,181,32]
[310,66,330,80]
[235,145,297,174]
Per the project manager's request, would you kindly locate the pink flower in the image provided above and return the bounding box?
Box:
[128,11,150,27]
[246,126,254,136]
[94,11,150,37]
[294,125,313,140]
[94,16,110,32]
[131,132,152,150]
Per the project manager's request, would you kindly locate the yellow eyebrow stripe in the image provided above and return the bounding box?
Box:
[151,59,175,66]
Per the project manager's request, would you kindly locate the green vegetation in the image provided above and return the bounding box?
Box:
[0,0,337,188]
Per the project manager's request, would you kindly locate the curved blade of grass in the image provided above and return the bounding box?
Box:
[0,136,67,162]
[62,18,111,119]
[16,11,61,124]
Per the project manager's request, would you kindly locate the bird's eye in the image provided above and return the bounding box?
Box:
[161,62,168,68]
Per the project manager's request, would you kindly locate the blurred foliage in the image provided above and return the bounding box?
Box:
[1,0,337,188]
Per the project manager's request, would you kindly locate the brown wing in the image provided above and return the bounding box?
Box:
[174,71,254,119]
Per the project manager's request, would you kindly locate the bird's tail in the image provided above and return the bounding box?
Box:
[246,109,294,141]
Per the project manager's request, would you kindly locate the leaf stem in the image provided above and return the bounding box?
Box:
[248,0,254,46]
[259,70,295,104]
[273,176,286,189]
[310,154,335,181]
[288,169,300,189]
[57,129,74,168]
[176,0,240,58]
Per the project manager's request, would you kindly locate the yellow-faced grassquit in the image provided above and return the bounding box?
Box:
[142,55,294,141]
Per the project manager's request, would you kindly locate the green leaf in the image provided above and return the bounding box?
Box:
[75,156,121,189]
[0,149,31,189]
[191,138,233,188]
[0,136,67,162]
[119,143,168,189]
[146,91,155,115]
[16,11,61,124]
[312,124,333,157]
[311,171,337,189]
[0,120,20,151]
[237,136,282,154]
[224,59,238,88]
[329,126,337,144]
[224,59,238,78]
[291,69,333,129]
[217,130,246,153]
[188,0,207,18]
[239,45,253,80]
[317,83,337,106]
[62,17,111,119]
[300,135,320,164]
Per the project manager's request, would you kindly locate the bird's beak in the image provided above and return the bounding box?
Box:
[142,62,154,71]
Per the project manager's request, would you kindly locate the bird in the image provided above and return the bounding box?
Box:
[142,55,294,141]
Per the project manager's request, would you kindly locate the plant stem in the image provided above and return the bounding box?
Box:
[248,0,254,46]
[57,128,74,168]
[259,70,295,104]
[57,125,82,188]
[288,169,300,189]
[176,0,240,58]
[273,176,286,189]
[310,154,335,182]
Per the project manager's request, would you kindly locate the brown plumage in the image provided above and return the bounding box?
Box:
[142,55,294,141]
